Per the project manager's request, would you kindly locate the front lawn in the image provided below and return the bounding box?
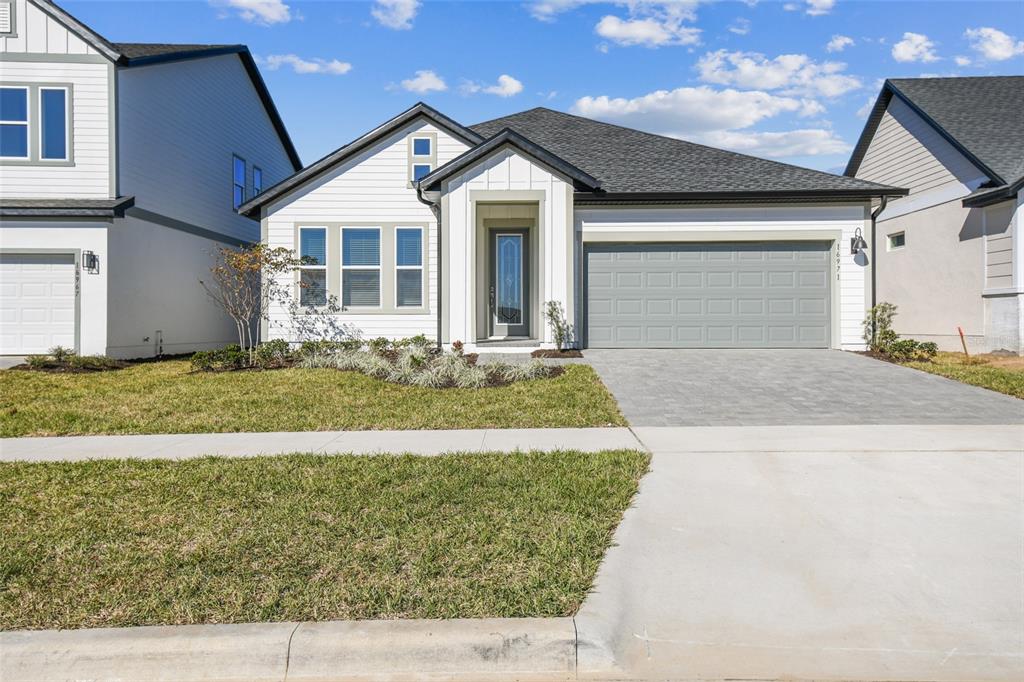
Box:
[0,450,649,630]
[0,360,624,437]
[903,352,1024,399]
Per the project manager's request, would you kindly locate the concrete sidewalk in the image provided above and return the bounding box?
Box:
[0,427,643,461]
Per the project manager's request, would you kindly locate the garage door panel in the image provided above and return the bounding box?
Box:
[586,242,830,349]
[0,253,77,355]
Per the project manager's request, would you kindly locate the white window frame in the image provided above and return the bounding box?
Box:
[887,231,906,251]
[37,85,69,162]
[341,226,382,309]
[232,154,246,209]
[411,136,432,158]
[0,85,29,160]
[253,166,263,195]
[298,226,328,308]
[412,163,431,182]
[394,226,424,308]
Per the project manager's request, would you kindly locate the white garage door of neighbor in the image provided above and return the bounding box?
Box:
[0,253,77,355]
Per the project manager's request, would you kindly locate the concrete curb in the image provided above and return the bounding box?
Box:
[0,617,579,682]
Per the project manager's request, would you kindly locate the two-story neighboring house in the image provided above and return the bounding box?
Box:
[0,0,300,357]
[846,76,1023,354]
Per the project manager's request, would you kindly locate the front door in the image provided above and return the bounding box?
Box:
[489,229,529,338]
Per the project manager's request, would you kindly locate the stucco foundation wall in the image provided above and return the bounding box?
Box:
[0,220,108,355]
[105,215,237,358]
[874,199,985,351]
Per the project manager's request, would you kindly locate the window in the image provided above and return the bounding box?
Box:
[412,163,431,182]
[412,137,431,157]
[888,232,906,250]
[232,155,245,209]
[0,1,15,37]
[39,87,67,160]
[298,227,327,307]
[0,86,28,159]
[342,227,381,307]
[395,227,423,307]
[253,166,263,195]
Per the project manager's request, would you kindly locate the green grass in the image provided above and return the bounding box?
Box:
[0,450,649,630]
[903,352,1024,399]
[0,360,625,437]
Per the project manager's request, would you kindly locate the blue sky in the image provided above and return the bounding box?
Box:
[68,0,1023,172]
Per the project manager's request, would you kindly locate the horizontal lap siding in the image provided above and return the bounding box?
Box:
[265,121,470,342]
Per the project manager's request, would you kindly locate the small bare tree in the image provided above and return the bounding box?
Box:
[201,244,303,364]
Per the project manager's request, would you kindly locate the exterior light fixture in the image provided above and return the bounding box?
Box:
[850,227,868,255]
[82,250,99,273]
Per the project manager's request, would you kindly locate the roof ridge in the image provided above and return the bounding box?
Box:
[476,106,884,186]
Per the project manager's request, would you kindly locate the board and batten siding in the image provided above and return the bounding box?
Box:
[0,0,100,55]
[442,148,573,347]
[577,205,870,350]
[984,201,1015,291]
[0,1,111,198]
[264,120,471,342]
[117,53,296,243]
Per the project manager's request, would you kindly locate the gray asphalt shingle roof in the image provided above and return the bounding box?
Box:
[0,197,134,217]
[112,43,239,60]
[886,76,1024,184]
[470,107,899,196]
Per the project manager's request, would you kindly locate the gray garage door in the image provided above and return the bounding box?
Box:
[585,242,831,348]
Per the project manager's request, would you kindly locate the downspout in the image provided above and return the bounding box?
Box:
[869,195,888,344]
[415,184,443,349]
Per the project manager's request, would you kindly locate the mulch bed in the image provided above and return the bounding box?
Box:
[11,359,129,374]
[531,349,583,359]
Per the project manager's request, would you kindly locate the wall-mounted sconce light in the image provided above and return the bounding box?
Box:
[82,251,99,274]
[850,227,868,255]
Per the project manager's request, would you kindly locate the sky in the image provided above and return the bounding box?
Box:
[66,0,1024,173]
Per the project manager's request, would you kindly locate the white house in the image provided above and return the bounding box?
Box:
[846,76,1024,354]
[241,104,904,352]
[0,0,300,357]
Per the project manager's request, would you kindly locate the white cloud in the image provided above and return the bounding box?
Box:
[954,55,972,67]
[371,0,420,30]
[805,0,835,16]
[695,129,850,158]
[826,35,854,52]
[855,95,875,118]
[728,18,751,36]
[401,70,447,93]
[596,14,700,47]
[462,74,524,97]
[572,85,810,134]
[964,27,1024,61]
[892,32,939,63]
[697,49,862,98]
[262,54,352,75]
[527,0,593,21]
[782,2,798,10]
[216,0,291,25]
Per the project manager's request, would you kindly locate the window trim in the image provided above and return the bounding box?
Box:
[0,82,74,166]
[297,225,328,308]
[406,130,437,187]
[0,0,17,38]
[232,154,246,210]
[394,226,424,308]
[0,85,29,161]
[341,226,383,310]
[38,85,70,162]
[887,231,906,251]
[411,136,432,158]
[253,166,263,196]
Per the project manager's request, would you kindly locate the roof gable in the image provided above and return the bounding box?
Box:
[420,128,600,192]
[846,77,1024,185]
[471,108,901,198]
[240,103,485,216]
[30,0,121,61]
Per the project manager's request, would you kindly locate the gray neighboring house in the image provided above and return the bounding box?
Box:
[846,76,1024,354]
[0,0,300,357]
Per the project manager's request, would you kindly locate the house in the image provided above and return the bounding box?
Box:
[0,0,300,358]
[846,76,1024,354]
[241,103,905,352]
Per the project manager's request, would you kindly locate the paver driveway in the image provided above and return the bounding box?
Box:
[584,349,1024,426]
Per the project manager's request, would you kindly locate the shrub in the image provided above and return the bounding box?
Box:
[393,334,432,351]
[368,337,391,356]
[26,355,51,370]
[190,344,247,372]
[863,302,899,353]
[67,355,122,371]
[887,339,939,362]
[497,359,550,383]
[451,340,464,356]
[254,339,292,369]
[49,345,74,363]
[543,301,574,351]
[297,339,361,359]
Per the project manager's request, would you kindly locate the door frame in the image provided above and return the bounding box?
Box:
[487,228,530,338]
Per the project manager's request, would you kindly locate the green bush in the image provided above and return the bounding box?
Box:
[190,345,247,372]
[887,339,939,362]
[49,345,74,363]
[26,355,51,370]
[862,302,937,362]
[254,339,292,369]
[67,355,122,371]
[297,339,362,358]
[367,337,391,356]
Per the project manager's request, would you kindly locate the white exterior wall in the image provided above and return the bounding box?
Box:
[442,148,573,348]
[117,53,295,243]
[0,220,108,354]
[0,0,112,198]
[264,120,470,342]
[577,205,870,350]
[105,215,238,358]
